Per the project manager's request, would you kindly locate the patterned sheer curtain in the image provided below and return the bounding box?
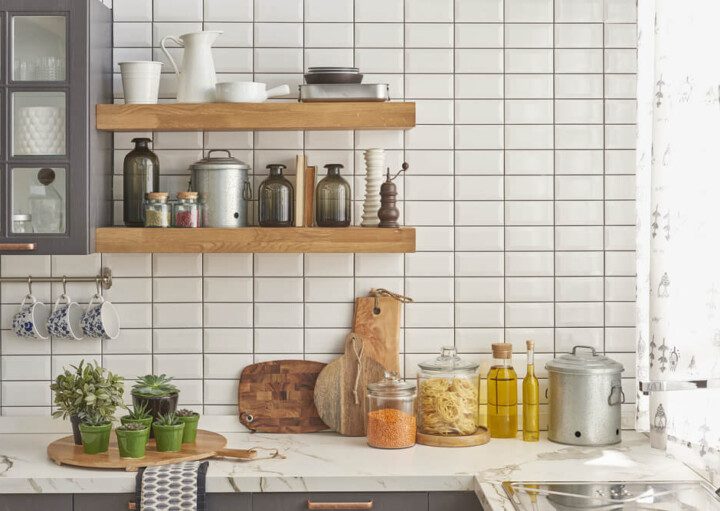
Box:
[636,0,720,483]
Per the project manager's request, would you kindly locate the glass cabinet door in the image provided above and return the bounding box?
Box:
[11,15,66,82]
[12,91,66,157]
[11,167,66,234]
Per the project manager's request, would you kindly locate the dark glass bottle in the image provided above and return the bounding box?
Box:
[123,138,159,226]
[258,164,294,227]
[316,164,351,227]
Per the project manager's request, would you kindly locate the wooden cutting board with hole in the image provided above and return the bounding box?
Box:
[352,292,403,373]
[238,360,329,433]
[313,333,386,436]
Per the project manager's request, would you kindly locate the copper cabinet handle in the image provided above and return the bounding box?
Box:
[307,501,373,510]
[0,243,36,251]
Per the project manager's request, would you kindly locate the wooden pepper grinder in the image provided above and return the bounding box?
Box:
[378,162,408,228]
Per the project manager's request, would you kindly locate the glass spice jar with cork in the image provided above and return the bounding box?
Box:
[366,372,417,449]
[144,192,171,228]
[173,191,199,228]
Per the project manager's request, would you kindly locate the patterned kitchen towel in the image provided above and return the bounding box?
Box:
[135,460,209,511]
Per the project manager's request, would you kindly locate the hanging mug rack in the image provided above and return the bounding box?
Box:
[0,267,113,290]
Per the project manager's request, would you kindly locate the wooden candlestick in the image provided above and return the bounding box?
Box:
[378,162,408,228]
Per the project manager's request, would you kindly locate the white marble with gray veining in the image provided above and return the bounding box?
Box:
[0,417,704,510]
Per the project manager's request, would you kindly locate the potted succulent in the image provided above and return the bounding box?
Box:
[78,410,113,454]
[152,412,185,452]
[120,402,153,443]
[115,422,149,459]
[176,409,200,444]
[131,374,179,420]
[50,360,124,445]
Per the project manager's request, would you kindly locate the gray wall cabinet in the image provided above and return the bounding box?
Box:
[0,0,111,254]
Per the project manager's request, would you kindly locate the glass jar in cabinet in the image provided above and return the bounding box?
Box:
[144,192,170,228]
[417,347,480,437]
[366,372,417,449]
[173,191,199,228]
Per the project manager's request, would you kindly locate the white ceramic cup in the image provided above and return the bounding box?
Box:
[119,61,163,104]
[80,294,120,340]
[47,294,84,340]
[215,82,290,103]
[12,294,50,340]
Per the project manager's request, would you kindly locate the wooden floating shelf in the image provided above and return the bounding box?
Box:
[95,227,416,253]
[96,102,416,132]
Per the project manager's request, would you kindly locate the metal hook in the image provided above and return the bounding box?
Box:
[27,276,32,296]
[96,277,102,297]
[62,276,67,296]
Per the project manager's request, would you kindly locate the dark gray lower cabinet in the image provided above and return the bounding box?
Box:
[0,491,482,510]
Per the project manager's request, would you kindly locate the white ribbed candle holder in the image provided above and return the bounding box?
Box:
[361,149,384,227]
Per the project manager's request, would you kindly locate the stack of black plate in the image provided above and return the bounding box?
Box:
[304,67,363,84]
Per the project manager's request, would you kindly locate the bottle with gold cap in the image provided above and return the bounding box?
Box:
[487,342,518,438]
[522,340,540,441]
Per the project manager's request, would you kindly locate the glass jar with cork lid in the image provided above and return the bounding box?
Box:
[173,191,199,228]
[487,342,518,438]
[144,192,170,228]
[366,372,417,449]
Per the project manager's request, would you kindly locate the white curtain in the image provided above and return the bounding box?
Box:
[636,0,720,484]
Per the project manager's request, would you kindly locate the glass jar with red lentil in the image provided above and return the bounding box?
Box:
[173,191,199,228]
[366,372,417,449]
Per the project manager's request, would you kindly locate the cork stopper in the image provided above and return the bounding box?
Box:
[177,191,198,200]
[492,342,513,359]
[146,192,168,201]
[526,340,534,350]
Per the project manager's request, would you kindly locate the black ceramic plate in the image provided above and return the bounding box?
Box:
[304,73,363,84]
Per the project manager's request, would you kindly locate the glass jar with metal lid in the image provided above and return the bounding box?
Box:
[189,150,252,227]
[417,346,480,436]
[173,191,199,228]
[12,213,33,233]
[366,371,417,449]
[144,192,170,228]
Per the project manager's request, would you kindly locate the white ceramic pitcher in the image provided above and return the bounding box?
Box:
[161,31,222,103]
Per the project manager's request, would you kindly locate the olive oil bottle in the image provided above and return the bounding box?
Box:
[487,342,518,438]
[522,340,540,442]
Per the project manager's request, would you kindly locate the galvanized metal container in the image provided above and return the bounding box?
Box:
[545,346,625,446]
[190,150,251,227]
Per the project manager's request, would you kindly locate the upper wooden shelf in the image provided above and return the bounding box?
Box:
[95,227,416,253]
[96,102,416,132]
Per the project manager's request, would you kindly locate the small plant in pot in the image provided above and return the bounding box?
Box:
[176,409,200,444]
[131,374,179,438]
[51,360,124,445]
[78,410,113,455]
[153,412,185,452]
[115,422,150,459]
[120,402,153,444]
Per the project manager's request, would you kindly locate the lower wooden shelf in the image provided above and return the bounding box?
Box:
[95,227,416,253]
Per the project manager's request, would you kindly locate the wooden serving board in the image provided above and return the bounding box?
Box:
[47,430,256,471]
[314,334,386,437]
[416,427,490,447]
[352,294,402,373]
[238,360,329,433]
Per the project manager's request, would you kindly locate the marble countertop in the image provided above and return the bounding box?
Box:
[0,417,704,510]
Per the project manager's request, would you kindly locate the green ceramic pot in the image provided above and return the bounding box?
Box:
[121,415,153,443]
[115,427,149,458]
[178,414,200,444]
[79,422,112,454]
[153,423,184,452]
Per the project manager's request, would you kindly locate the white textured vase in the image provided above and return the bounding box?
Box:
[362,149,385,227]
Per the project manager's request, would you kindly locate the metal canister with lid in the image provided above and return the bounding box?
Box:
[189,150,252,227]
[545,345,625,446]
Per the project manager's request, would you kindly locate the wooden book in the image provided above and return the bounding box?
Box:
[294,155,306,226]
[304,165,316,227]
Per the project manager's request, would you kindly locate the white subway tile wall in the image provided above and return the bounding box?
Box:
[0,0,637,421]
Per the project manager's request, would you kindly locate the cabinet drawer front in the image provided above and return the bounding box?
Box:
[0,494,72,511]
[74,494,136,511]
[253,492,428,511]
[429,491,483,511]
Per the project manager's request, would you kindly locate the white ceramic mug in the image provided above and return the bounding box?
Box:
[12,294,50,340]
[80,294,120,340]
[47,294,84,340]
[119,61,163,104]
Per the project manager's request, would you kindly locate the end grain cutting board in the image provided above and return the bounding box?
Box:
[238,360,329,433]
[313,333,386,437]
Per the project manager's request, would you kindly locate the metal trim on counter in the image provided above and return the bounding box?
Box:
[639,379,720,395]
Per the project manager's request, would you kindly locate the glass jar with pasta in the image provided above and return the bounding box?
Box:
[417,347,480,437]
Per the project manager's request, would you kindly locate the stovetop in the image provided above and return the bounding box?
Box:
[502,480,720,510]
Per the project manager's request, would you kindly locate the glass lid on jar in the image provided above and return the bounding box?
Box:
[367,371,416,396]
[418,346,479,374]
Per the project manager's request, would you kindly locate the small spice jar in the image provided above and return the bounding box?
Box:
[144,192,170,228]
[12,213,33,233]
[366,372,417,449]
[173,191,199,228]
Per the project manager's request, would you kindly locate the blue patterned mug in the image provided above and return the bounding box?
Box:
[12,294,50,340]
[47,294,84,340]
[81,294,119,340]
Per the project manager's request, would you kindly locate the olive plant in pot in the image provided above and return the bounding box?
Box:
[78,410,113,455]
[176,409,200,444]
[120,402,153,444]
[50,360,124,445]
[132,374,179,438]
[115,422,150,459]
[153,412,185,452]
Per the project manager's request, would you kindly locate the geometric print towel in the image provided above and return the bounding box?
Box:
[135,461,209,511]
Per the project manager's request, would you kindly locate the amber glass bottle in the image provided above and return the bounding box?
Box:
[487,342,518,438]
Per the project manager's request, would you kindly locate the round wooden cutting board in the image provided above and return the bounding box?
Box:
[416,427,490,447]
[48,430,230,471]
